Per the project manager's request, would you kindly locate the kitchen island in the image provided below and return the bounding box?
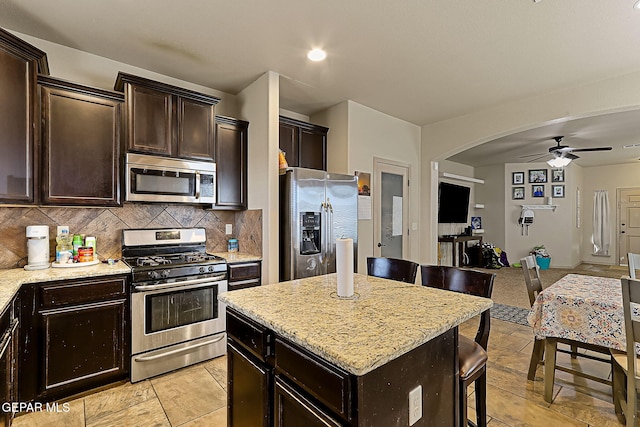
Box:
[219,273,493,426]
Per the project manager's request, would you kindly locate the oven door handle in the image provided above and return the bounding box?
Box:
[133,334,225,362]
[134,275,227,292]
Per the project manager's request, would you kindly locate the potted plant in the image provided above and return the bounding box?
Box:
[531,245,551,270]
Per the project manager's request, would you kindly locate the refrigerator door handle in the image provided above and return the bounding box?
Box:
[320,201,327,267]
[327,198,334,263]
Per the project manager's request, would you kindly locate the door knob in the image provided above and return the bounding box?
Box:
[377,242,385,247]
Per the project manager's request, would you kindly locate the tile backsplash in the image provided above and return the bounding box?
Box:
[0,204,262,269]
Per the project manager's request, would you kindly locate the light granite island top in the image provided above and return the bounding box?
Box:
[220,272,493,376]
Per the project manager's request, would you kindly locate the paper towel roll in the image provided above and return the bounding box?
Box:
[336,238,354,297]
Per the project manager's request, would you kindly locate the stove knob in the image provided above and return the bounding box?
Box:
[199,267,205,273]
[161,269,170,278]
[208,266,214,272]
[148,271,159,280]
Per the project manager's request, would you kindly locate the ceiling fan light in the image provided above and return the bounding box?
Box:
[547,157,571,167]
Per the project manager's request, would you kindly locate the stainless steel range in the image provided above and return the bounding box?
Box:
[122,228,227,382]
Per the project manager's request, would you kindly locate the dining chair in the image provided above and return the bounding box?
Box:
[610,276,640,426]
[366,257,418,284]
[628,252,640,279]
[521,255,610,387]
[420,265,495,427]
[521,255,548,380]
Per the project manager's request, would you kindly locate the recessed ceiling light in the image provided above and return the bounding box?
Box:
[307,48,327,62]
[635,0,640,9]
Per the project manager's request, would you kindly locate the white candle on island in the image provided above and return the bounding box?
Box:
[336,238,354,297]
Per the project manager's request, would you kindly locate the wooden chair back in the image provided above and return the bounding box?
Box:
[521,255,543,307]
[420,265,495,349]
[628,253,640,279]
[366,257,418,284]
[620,276,640,425]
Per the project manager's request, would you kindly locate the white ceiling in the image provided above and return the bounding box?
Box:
[2,0,640,166]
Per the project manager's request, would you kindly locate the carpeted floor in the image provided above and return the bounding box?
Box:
[478,263,627,310]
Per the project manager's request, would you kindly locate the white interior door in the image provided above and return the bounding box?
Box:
[618,188,640,265]
[373,158,410,259]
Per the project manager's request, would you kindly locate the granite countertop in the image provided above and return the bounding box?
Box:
[219,273,493,376]
[0,262,131,314]
[211,252,262,263]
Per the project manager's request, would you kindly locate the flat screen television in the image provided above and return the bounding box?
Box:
[438,182,470,223]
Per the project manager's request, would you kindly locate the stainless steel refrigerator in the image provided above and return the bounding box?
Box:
[280,167,358,281]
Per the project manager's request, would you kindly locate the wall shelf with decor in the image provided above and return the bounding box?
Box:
[439,172,485,184]
[520,204,558,212]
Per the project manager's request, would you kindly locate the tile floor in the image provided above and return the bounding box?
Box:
[12,316,623,426]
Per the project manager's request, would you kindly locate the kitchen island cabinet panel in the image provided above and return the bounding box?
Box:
[221,274,492,426]
[228,340,271,427]
[274,376,342,427]
[19,275,130,402]
[0,28,48,205]
[40,76,123,206]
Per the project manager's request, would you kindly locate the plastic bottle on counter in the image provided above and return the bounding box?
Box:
[55,227,73,264]
[72,234,83,262]
[228,238,239,253]
[85,236,97,261]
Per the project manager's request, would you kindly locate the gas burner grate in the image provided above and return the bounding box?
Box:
[136,256,172,267]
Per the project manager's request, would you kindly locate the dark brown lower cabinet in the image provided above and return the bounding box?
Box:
[20,275,130,402]
[0,297,18,427]
[227,340,271,426]
[227,307,457,426]
[274,376,342,427]
[228,260,262,291]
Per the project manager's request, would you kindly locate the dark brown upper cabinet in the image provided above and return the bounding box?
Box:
[279,116,328,171]
[114,72,220,162]
[215,116,249,210]
[0,28,49,205]
[39,76,123,206]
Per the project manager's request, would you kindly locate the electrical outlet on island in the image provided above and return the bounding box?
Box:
[409,385,422,425]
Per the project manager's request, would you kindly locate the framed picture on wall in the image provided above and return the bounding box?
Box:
[513,187,525,200]
[552,168,565,182]
[532,185,545,197]
[512,172,524,185]
[552,185,565,198]
[529,169,548,183]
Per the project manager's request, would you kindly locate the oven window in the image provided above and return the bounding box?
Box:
[145,286,218,334]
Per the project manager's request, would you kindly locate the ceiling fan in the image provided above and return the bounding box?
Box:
[521,136,612,166]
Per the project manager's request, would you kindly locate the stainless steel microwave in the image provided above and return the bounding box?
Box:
[125,153,216,204]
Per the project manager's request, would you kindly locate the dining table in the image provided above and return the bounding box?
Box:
[526,273,627,404]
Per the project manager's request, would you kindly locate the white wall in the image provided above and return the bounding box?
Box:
[313,102,349,175]
[344,101,421,272]
[581,163,640,265]
[503,163,580,268]
[239,72,280,284]
[421,70,640,265]
[13,31,239,117]
[475,165,505,248]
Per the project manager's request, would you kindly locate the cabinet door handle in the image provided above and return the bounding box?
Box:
[377,242,385,247]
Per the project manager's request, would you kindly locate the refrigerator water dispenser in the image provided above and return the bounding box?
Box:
[300,212,321,255]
